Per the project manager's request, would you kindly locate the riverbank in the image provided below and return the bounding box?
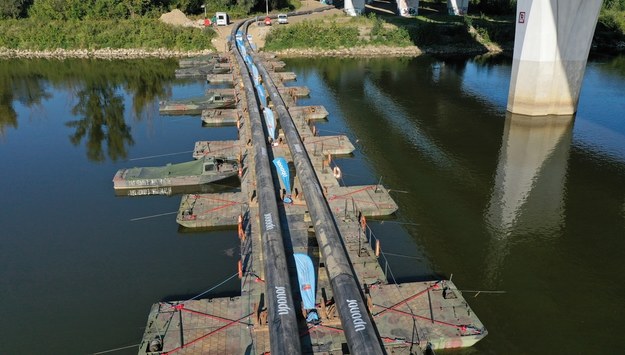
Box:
[1,2,623,60]
[0,48,213,60]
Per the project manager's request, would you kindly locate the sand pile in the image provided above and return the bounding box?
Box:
[159,9,201,28]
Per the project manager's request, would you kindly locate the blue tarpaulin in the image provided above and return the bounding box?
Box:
[256,84,267,108]
[252,64,260,86]
[263,107,276,140]
[294,253,319,323]
[272,157,291,193]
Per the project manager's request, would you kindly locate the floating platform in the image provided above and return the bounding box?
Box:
[207,73,235,84]
[303,135,355,156]
[272,72,297,82]
[193,140,245,160]
[202,109,242,126]
[326,185,398,217]
[370,280,488,351]
[177,192,245,228]
[159,94,236,115]
[264,60,286,71]
[175,65,231,78]
[289,105,329,121]
[279,86,310,98]
[178,55,228,68]
[140,298,254,354]
[205,88,238,98]
[139,278,484,354]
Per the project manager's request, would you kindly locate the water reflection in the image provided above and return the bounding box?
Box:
[0,59,178,160]
[0,63,51,136]
[67,83,132,161]
[484,113,573,285]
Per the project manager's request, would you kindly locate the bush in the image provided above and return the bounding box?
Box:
[599,8,625,36]
[0,18,216,50]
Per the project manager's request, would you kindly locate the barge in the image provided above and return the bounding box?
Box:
[113,156,239,191]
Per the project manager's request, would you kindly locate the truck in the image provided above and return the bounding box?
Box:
[215,12,228,26]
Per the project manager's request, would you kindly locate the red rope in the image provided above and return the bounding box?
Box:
[373,281,440,317]
[375,306,481,334]
[178,305,251,326]
[327,185,375,201]
[163,312,253,354]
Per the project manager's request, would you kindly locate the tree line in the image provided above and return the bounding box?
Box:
[0,0,293,20]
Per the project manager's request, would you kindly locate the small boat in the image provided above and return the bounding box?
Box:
[113,156,239,191]
[159,93,236,115]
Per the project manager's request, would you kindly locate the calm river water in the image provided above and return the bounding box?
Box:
[1,54,624,354]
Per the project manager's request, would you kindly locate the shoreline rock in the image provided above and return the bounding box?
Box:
[0,48,214,60]
[271,45,423,58]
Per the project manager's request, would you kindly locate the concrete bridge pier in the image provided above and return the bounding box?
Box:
[507,0,603,116]
[447,0,469,15]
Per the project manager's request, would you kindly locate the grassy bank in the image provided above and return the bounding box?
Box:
[265,14,413,51]
[0,18,215,51]
[266,0,625,56]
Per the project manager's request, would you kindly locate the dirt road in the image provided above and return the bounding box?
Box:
[210,2,343,53]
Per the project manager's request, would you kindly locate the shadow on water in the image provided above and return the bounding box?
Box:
[363,0,515,53]
[0,58,179,161]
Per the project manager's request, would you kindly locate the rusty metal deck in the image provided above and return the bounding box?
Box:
[289,105,329,121]
[279,86,310,98]
[207,73,235,84]
[201,109,242,126]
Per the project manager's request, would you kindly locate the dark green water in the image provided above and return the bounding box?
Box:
[1,54,624,354]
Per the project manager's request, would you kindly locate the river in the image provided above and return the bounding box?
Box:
[0,54,624,354]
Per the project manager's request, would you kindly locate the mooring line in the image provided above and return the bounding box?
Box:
[130,211,178,221]
[90,343,140,354]
[129,150,194,161]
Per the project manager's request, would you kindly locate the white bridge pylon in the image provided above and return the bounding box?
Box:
[507,0,603,116]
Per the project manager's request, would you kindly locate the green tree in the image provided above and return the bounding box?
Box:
[0,0,32,18]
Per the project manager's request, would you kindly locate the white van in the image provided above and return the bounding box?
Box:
[278,14,288,24]
[215,12,228,26]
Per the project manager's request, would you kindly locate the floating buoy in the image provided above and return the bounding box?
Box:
[375,239,380,258]
[332,166,342,179]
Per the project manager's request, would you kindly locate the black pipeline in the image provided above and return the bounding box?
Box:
[230,21,302,355]
[240,21,385,355]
